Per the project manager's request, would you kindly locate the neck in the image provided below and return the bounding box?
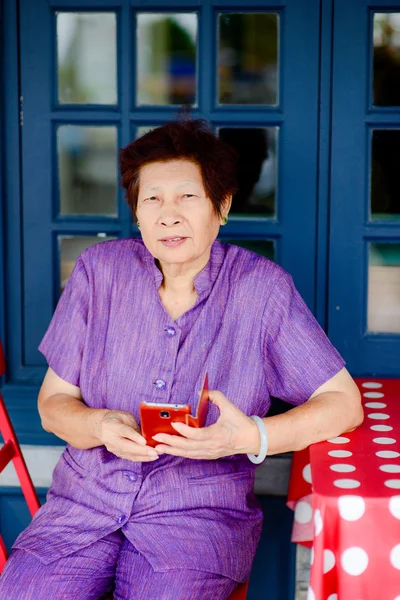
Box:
[157,249,211,295]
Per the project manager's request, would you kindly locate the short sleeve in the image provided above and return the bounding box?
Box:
[38,257,89,386]
[262,270,346,405]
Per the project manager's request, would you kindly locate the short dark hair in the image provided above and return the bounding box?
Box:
[119,116,238,221]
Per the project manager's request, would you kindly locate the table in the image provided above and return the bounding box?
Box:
[287,378,400,600]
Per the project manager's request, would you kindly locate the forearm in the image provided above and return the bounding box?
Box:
[253,391,364,456]
[39,394,108,449]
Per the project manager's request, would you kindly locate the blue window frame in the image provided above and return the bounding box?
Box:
[330,0,400,375]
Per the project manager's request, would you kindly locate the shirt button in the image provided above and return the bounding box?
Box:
[154,379,166,390]
[124,472,138,482]
[165,326,176,337]
[117,514,126,524]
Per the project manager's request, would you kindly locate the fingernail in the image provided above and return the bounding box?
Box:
[148,450,158,457]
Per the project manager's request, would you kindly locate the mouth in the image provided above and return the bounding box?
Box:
[159,236,188,247]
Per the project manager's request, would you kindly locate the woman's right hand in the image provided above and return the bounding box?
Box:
[93,410,159,462]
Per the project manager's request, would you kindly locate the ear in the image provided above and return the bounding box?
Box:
[222,194,232,216]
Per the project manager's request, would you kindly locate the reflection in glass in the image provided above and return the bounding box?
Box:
[373,13,400,106]
[57,12,117,104]
[223,239,275,261]
[137,14,197,106]
[371,130,400,220]
[59,235,116,293]
[57,126,118,216]
[368,243,400,333]
[219,127,278,216]
[218,13,278,105]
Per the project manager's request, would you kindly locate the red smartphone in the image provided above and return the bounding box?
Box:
[140,373,209,448]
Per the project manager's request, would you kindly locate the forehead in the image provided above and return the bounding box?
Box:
[139,160,203,190]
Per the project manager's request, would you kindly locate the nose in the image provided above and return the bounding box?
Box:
[159,213,183,227]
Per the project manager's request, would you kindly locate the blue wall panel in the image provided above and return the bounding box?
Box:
[0,488,48,552]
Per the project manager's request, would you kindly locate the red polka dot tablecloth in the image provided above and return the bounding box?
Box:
[287,378,400,600]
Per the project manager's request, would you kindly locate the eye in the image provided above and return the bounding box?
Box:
[145,196,158,202]
[183,194,195,198]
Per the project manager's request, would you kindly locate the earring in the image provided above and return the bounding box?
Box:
[222,216,228,225]
[137,221,140,228]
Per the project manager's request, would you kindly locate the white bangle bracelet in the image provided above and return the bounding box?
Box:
[247,415,268,464]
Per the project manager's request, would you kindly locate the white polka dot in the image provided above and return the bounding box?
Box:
[373,437,397,445]
[389,496,400,519]
[376,451,400,459]
[380,465,400,473]
[314,509,323,535]
[327,595,338,600]
[334,479,361,489]
[328,436,350,444]
[371,425,393,432]
[307,587,315,600]
[330,464,356,473]
[363,391,384,398]
[302,464,312,484]
[310,547,314,565]
[365,402,387,409]
[385,480,400,489]
[323,549,335,573]
[341,547,369,575]
[362,382,383,389]
[367,413,390,420]
[338,496,365,521]
[295,501,313,524]
[393,596,400,600]
[328,450,353,458]
[390,544,400,569]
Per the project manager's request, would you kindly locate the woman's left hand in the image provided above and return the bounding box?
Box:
[152,390,261,459]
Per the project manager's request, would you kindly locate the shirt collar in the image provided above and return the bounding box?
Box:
[142,239,225,296]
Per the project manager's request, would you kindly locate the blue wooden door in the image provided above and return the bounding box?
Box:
[12,0,321,385]
[329,0,400,375]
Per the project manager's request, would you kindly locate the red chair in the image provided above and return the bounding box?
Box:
[227,581,249,599]
[0,342,248,597]
[0,342,41,571]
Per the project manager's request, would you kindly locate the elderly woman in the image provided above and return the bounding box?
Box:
[0,117,363,600]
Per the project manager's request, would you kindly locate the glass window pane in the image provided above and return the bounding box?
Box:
[370,129,400,221]
[57,126,118,216]
[136,126,156,138]
[218,13,279,106]
[136,14,197,106]
[219,127,278,217]
[373,13,400,106]
[222,239,275,261]
[57,12,117,105]
[368,243,400,333]
[59,235,116,293]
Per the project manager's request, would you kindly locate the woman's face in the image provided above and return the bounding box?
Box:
[136,159,230,269]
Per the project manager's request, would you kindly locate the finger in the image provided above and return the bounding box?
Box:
[108,437,156,458]
[152,432,207,450]
[170,421,214,440]
[208,390,229,411]
[113,424,147,446]
[153,444,204,459]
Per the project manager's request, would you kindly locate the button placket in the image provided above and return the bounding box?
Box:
[154,379,167,390]
[165,326,176,337]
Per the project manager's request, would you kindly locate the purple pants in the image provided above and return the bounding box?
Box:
[0,530,238,599]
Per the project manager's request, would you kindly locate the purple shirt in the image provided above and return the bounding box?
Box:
[13,239,345,581]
